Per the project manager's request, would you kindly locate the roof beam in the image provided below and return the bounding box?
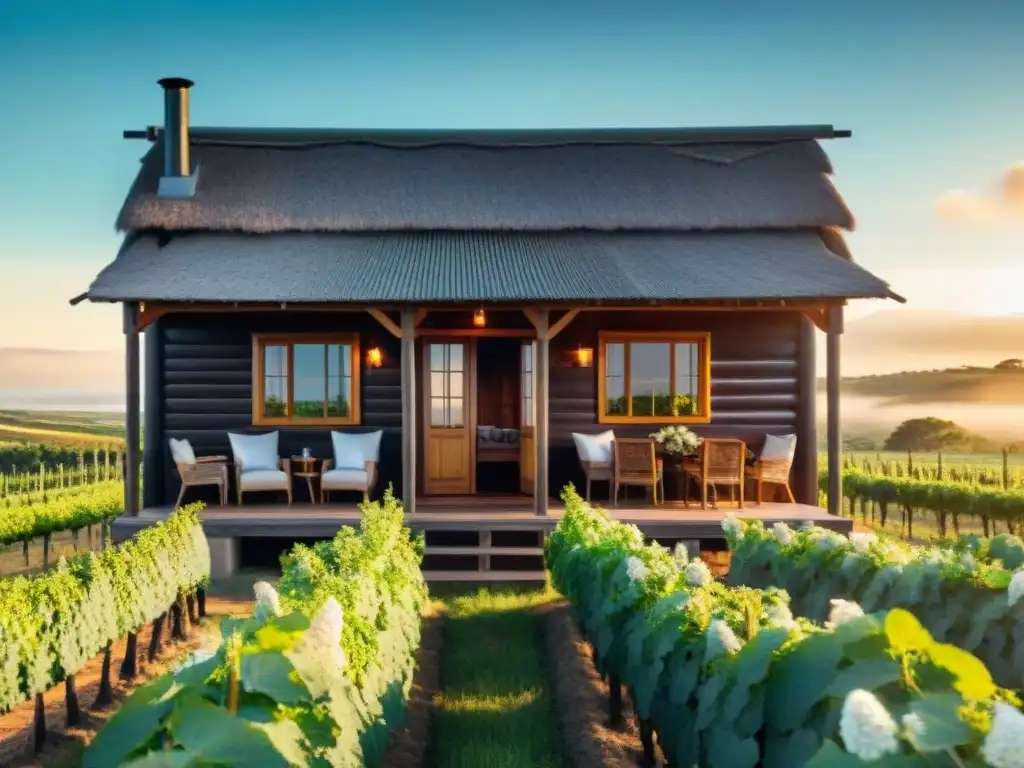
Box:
[366,309,402,339]
[546,309,580,340]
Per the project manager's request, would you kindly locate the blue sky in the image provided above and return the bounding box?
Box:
[0,0,1022,353]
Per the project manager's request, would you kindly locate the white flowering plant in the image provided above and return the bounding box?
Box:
[723,515,1024,690]
[549,487,1023,768]
[87,487,428,768]
[649,425,703,457]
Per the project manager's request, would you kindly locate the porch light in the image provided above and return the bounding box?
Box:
[576,346,594,368]
[366,346,383,368]
[473,308,487,328]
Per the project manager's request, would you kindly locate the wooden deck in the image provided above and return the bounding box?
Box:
[113,495,850,541]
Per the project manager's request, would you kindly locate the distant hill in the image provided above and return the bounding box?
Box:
[818,365,1024,405]
[834,309,1024,377]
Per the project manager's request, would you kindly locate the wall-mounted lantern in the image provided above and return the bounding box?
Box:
[473,308,487,328]
[366,346,383,368]
[575,346,594,368]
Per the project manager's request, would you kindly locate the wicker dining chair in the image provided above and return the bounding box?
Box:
[686,438,746,510]
[611,438,664,507]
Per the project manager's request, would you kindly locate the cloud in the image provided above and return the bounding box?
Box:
[935,163,1024,223]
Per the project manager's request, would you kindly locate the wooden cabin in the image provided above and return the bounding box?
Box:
[75,79,901,578]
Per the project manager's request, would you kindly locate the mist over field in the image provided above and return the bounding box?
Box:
[816,393,1024,443]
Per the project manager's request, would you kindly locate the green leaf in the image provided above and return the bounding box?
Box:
[765,633,843,732]
[241,652,311,705]
[926,643,996,701]
[83,677,182,768]
[885,609,934,654]
[904,693,974,752]
[167,696,305,767]
[826,658,901,698]
[733,627,789,689]
[121,753,199,768]
[805,739,864,768]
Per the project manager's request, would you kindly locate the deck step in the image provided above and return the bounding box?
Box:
[422,570,547,582]
[425,546,544,556]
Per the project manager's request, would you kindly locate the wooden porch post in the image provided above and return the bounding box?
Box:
[400,310,417,516]
[795,315,819,505]
[534,310,550,516]
[124,303,141,516]
[825,305,843,517]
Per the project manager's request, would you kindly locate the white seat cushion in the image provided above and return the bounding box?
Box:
[239,469,289,490]
[168,437,196,465]
[331,430,383,469]
[572,430,615,466]
[321,468,370,490]
[761,434,797,463]
[228,432,280,472]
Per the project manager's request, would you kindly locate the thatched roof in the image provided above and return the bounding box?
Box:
[115,130,854,233]
[86,230,899,304]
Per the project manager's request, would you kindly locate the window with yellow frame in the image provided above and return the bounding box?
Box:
[597,332,711,424]
[252,333,361,426]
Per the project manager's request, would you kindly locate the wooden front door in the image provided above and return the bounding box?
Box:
[423,339,475,495]
[520,341,535,495]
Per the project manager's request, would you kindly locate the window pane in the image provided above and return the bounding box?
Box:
[449,344,464,372]
[430,371,446,397]
[327,376,351,417]
[430,397,447,427]
[262,345,288,417]
[630,342,672,417]
[521,372,532,398]
[430,344,446,371]
[605,343,625,376]
[605,375,626,415]
[449,397,464,427]
[673,342,700,415]
[327,344,351,377]
[449,371,464,398]
[293,344,326,417]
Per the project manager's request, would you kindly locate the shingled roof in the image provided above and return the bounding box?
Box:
[82,125,901,305]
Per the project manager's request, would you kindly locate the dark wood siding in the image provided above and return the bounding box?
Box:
[155,312,402,506]
[548,310,818,504]
[146,308,819,509]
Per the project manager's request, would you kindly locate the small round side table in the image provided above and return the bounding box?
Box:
[291,456,320,503]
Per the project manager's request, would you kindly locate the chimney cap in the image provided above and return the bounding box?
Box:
[158,77,194,90]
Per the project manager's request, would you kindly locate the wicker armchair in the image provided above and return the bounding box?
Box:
[686,438,746,509]
[233,458,292,505]
[572,431,615,501]
[320,430,383,502]
[173,457,229,509]
[612,438,664,507]
[747,434,798,503]
[168,438,229,510]
[227,431,292,505]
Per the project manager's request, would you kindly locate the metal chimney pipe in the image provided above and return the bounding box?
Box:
[157,78,194,177]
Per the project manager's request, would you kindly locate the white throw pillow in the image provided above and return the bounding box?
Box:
[572,430,615,465]
[761,434,797,463]
[331,430,383,469]
[228,431,280,472]
[168,437,196,465]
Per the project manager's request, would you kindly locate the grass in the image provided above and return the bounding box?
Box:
[429,584,564,768]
